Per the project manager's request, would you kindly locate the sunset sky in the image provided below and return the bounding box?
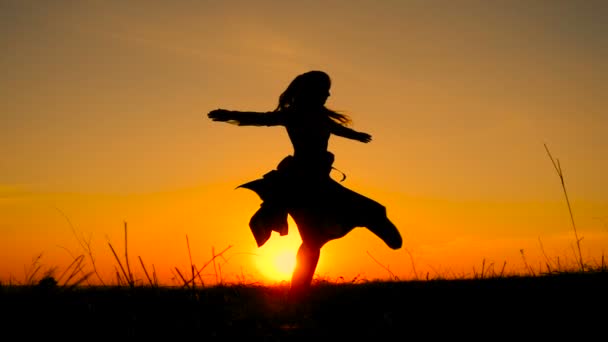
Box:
[1,0,607,285]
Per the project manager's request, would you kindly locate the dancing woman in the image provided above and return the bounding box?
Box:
[208,70,402,295]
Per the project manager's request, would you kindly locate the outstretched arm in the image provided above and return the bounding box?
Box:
[207,109,282,126]
[330,121,372,143]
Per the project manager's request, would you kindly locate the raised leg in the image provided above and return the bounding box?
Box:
[367,214,403,250]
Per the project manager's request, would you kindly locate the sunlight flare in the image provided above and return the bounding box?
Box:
[255,245,298,283]
[253,228,301,283]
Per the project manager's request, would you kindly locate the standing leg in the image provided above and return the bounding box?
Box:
[290,242,320,297]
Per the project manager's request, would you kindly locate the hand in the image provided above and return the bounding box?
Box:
[358,132,372,143]
[207,109,231,122]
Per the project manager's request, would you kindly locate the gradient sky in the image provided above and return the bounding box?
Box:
[1,0,607,285]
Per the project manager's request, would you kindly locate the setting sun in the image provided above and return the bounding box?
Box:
[276,250,297,274]
[253,225,301,283]
[255,247,297,283]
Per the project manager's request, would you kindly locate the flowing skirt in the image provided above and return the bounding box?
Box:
[238,154,402,249]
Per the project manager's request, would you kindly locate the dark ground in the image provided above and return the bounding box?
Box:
[1,272,606,340]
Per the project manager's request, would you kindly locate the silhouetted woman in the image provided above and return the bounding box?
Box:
[208,70,402,295]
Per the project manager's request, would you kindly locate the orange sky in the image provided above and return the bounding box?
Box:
[1,0,607,285]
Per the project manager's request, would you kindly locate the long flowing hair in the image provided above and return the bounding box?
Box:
[275,70,351,126]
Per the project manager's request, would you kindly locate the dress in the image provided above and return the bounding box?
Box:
[238,151,402,249]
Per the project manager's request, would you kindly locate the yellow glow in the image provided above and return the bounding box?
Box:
[276,250,297,274]
[255,247,297,283]
[253,225,301,283]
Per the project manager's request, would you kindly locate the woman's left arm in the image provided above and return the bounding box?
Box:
[330,121,372,143]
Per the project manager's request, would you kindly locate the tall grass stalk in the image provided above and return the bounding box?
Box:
[186,245,233,285]
[109,243,131,287]
[212,247,219,284]
[24,253,43,285]
[186,235,196,289]
[55,207,105,285]
[499,261,507,278]
[123,222,133,284]
[138,256,154,286]
[114,266,124,286]
[152,264,158,286]
[195,264,205,286]
[404,247,419,280]
[544,144,584,271]
[58,254,84,285]
[175,267,190,288]
[366,251,399,281]
[58,254,92,288]
[108,223,135,288]
[520,249,536,276]
[538,237,554,274]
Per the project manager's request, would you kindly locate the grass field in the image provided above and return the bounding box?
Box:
[2,270,606,340]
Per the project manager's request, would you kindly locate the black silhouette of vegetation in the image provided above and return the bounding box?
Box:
[2,270,606,339]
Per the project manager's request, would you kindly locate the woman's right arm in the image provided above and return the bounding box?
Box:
[207,109,282,126]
